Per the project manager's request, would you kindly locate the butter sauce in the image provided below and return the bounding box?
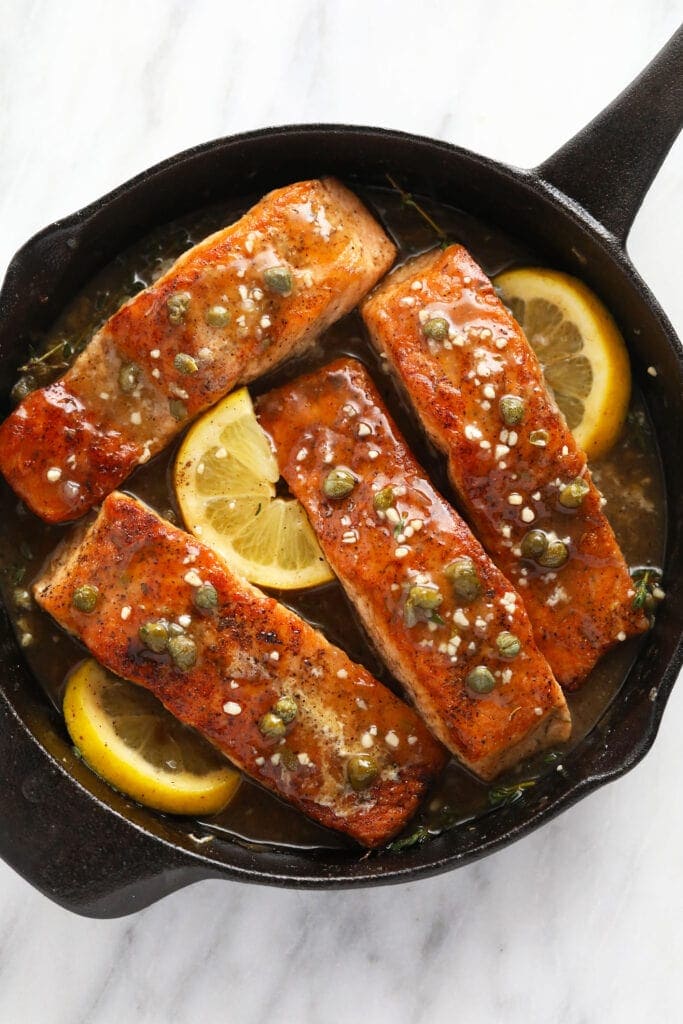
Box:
[0,187,666,851]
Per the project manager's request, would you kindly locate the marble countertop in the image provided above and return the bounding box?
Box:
[1,2,681,1022]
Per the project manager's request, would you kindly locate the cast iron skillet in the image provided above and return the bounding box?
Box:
[1,29,682,919]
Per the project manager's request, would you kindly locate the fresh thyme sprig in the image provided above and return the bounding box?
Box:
[385,174,450,249]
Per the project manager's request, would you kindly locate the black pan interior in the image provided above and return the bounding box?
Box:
[0,127,681,915]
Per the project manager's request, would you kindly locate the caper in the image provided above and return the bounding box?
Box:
[274,695,298,723]
[13,587,32,611]
[496,631,522,658]
[529,429,550,447]
[168,621,184,636]
[538,539,569,568]
[139,618,170,653]
[169,399,188,421]
[263,266,293,296]
[118,361,141,394]
[407,585,442,611]
[322,467,356,500]
[499,395,525,426]
[11,375,37,404]
[168,634,197,671]
[422,316,449,342]
[559,478,590,509]
[194,583,218,611]
[174,352,198,375]
[204,305,231,328]
[466,665,496,694]
[259,712,286,738]
[520,529,548,560]
[373,486,395,512]
[346,754,379,792]
[444,556,482,603]
[72,584,99,613]
[167,291,191,324]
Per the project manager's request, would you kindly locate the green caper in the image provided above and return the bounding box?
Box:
[444,556,482,603]
[118,361,141,394]
[11,375,37,404]
[168,621,184,636]
[520,529,548,560]
[263,266,293,296]
[169,399,188,421]
[174,352,198,375]
[559,478,590,509]
[259,712,286,738]
[194,583,218,611]
[72,584,99,613]
[322,467,356,500]
[139,619,170,653]
[204,305,231,328]
[466,666,496,694]
[347,754,379,792]
[168,634,197,671]
[423,316,449,341]
[529,429,550,447]
[538,539,569,568]
[407,585,442,611]
[167,291,191,324]
[13,587,32,611]
[499,395,525,426]
[496,631,522,658]
[274,695,298,723]
[373,486,395,512]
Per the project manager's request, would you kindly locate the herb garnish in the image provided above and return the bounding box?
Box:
[385,174,450,250]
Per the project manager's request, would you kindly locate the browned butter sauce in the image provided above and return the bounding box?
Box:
[0,187,666,852]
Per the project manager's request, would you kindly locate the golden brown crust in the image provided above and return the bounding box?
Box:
[0,179,395,524]
[257,358,571,780]
[361,245,648,688]
[33,492,443,848]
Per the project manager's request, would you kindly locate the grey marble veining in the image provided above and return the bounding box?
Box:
[0,2,681,1022]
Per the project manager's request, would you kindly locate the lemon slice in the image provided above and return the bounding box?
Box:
[174,387,333,589]
[64,659,240,815]
[494,267,631,460]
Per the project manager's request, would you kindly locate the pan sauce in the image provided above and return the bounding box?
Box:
[0,187,666,851]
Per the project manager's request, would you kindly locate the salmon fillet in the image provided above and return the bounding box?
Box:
[361,246,648,688]
[1,179,395,524]
[33,492,445,847]
[257,358,570,780]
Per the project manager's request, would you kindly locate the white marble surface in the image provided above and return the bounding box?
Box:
[1,2,682,1022]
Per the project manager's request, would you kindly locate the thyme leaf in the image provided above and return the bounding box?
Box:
[488,780,536,808]
[385,174,450,248]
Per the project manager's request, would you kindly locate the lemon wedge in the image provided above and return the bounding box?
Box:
[494,267,631,460]
[174,387,333,589]
[64,659,240,815]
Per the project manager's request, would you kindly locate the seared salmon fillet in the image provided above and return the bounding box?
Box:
[257,358,570,780]
[1,179,395,524]
[361,247,648,688]
[33,492,445,847]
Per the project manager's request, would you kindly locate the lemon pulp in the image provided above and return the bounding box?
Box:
[174,387,332,589]
[64,659,240,815]
[494,267,631,460]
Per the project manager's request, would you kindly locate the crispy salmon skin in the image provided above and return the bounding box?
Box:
[33,492,445,847]
[1,178,395,524]
[361,247,648,688]
[257,358,570,780]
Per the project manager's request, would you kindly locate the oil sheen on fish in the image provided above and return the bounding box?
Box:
[32,492,445,848]
[0,179,395,524]
[257,358,571,780]
[360,247,648,689]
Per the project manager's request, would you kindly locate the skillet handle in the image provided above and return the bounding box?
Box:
[536,25,683,245]
[0,690,212,918]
